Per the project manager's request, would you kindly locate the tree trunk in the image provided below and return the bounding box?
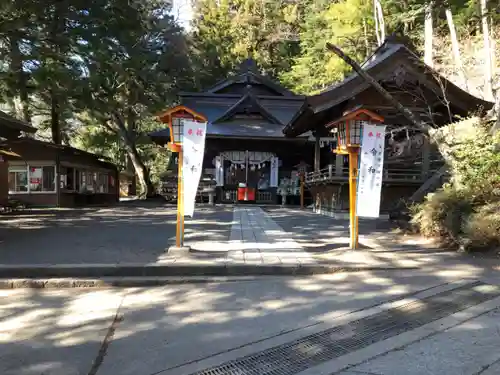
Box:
[424,1,433,68]
[375,0,385,43]
[362,17,370,57]
[373,0,381,46]
[445,8,468,91]
[50,93,61,144]
[49,0,65,144]
[114,112,155,198]
[9,36,31,124]
[326,43,433,136]
[123,141,155,198]
[480,0,494,100]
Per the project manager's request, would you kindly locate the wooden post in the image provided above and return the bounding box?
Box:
[314,135,321,172]
[421,136,430,179]
[335,154,344,176]
[176,149,184,247]
[300,173,305,209]
[348,149,359,249]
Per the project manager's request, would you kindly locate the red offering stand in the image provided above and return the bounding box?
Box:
[237,186,255,202]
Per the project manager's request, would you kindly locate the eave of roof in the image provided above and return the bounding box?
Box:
[6,138,117,168]
[284,39,494,137]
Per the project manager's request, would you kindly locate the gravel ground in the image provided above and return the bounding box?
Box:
[0,202,234,265]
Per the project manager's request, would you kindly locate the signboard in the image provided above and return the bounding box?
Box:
[356,123,386,218]
[182,119,207,217]
[30,167,42,184]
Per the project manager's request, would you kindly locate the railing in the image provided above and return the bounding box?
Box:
[304,164,441,185]
[256,191,273,203]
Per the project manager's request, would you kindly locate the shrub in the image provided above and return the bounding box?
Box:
[463,203,500,250]
[410,186,473,246]
[410,118,500,251]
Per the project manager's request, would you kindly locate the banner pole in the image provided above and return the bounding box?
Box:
[179,148,184,246]
[176,149,184,247]
[348,149,359,249]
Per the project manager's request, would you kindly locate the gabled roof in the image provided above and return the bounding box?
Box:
[284,36,494,137]
[205,59,296,97]
[153,59,307,141]
[211,91,283,125]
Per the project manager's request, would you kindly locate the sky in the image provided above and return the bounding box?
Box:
[171,0,193,30]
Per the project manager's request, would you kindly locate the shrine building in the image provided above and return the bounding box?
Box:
[283,36,493,214]
[151,59,337,204]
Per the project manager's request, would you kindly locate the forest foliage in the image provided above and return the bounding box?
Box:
[0,0,498,200]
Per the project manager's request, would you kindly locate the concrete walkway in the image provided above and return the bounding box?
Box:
[1,203,499,282]
[189,206,313,264]
[5,273,500,375]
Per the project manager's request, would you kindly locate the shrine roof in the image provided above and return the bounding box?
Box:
[153,59,308,140]
[178,95,305,139]
[284,36,494,137]
[182,95,302,120]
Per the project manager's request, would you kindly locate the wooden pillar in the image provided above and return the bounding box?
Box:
[55,154,61,207]
[300,173,304,209]
[421,136,430,179]
[314,135,320,172]
[0,160,8,205]
[335,154,344,176]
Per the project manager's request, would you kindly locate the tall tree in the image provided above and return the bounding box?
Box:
[190,0,306,87]
[75,0,191,197]
[424,1,433,67]
[0,0,38,123]
[281,0,374,94]
[374,0,385,46]
[445,6,468,90]
[480,0,494,100]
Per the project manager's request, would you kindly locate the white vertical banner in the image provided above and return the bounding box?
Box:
[215,155,224,186]
[182,119,208,217]
[270,156,279,187]
[357,123,386,218]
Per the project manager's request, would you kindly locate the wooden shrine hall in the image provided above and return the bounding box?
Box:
[283,36,493,214]
[151,59,336,204]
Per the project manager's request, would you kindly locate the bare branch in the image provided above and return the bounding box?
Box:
[325,42,433,136]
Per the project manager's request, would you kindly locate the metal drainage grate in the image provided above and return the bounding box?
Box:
[192,282,499,375]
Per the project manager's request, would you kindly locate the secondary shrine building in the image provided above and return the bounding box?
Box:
[283,36,493,213]
[160,59,332,204]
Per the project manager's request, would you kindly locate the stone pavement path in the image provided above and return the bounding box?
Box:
[226,206,312,263]
[4,271,500,375]
[0,203,496,275]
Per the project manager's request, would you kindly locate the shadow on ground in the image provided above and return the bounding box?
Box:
[0,202,234,265]
[2,267,500,375]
